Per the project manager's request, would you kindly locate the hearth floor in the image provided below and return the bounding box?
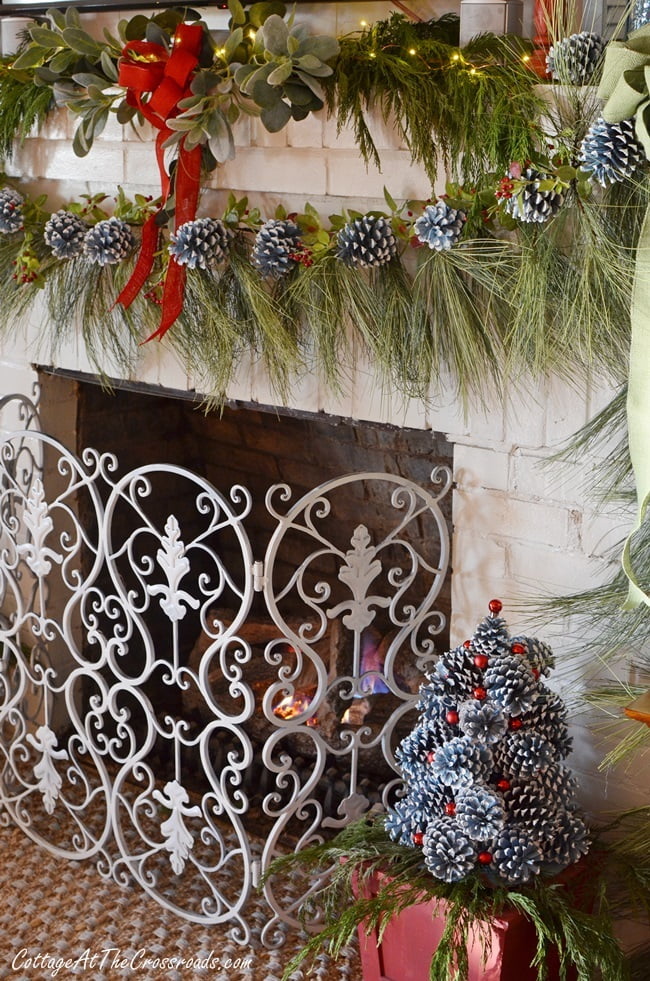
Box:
[0,818,360,980]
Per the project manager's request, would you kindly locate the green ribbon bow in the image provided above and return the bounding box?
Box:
[598,26,650,608]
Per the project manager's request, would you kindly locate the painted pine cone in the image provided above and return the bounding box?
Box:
[580,117,646,187]
[496,730,555,776]
[395,722,438,781]
[501,781,559,838]
[525,688,572,756]
[541,810,590,867]
[0,188,24,234]
[336,215,397,268]
[454,785,505,838]
[491,825,543,883]
[546,31,605,85]
[458,699,507,745]
[44,210,88,259]
[484,653,537,715]
[503,168,564,224]
[510,634,555,676]
[471,614,510,659]
[83,217,135,266]
[169,217,231,270]
[414,200,466,251]
[422,817,476,882]
[430,734,492,789]
[430,645,483,700]
[252,219,301,278]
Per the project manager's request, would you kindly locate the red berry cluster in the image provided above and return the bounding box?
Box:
[288,248,314,268]
[11,258,37,284]
[495,177,515,200]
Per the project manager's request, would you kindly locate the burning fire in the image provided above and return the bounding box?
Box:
[273,690,318,727]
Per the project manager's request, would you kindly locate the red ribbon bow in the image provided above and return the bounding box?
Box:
[115,22,204,341]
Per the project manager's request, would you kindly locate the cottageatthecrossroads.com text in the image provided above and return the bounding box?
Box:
[10,947,254,976]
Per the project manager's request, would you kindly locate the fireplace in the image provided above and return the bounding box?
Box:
[0,372,453,936]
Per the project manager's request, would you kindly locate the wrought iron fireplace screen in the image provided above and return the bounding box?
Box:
[0,392,451,945]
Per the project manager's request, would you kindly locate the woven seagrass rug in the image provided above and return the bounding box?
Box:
[0,818,360,981]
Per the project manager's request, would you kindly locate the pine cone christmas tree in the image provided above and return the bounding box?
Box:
[503,168,564,224]
[0,188,24,234]
[83,217,135,266]
[252,219,302,278]
[546,32,605,85]
[580,117,646,187]
[44,210,88,259]
[169,217,231,270]
[414,200,466,251]
[336,215,397,268]
[386,601,590,886]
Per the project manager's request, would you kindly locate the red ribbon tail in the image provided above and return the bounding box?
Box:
[142,258,186,343]
[114,213,160,310]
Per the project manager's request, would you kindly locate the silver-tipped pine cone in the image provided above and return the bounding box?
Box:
[44,210,88,259]
[546,31,605,84]
[503,168,564,224]
[0,187,24,234]
[414,200,466,251]
[169,217,231,270]
[83,217,135,266]
[580,116,646,186]
[252,219,302,278]
[336,215,397,268]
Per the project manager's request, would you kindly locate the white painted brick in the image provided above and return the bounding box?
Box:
[454,487,573,548]
[580,508,630,558]
[322,115,360,151]
[326,148,431,200]
[95,112,126,143]
[123,142,166,188]
[452,528,508,581]
[0,361,37,400]
[37,108,71,142]
[250,119,288,149]
[506,540,609,593]
[218,148,327,196]
[450,575,521,647]
[454,443,509,493]
[503,378,547,449]
[545,375,590,447]
[459,397,507,447]
[10,140,125,185]
[510,449,589,506]
[286,112,324,150]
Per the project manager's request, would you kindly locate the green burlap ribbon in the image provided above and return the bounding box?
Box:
[598,26,650,608]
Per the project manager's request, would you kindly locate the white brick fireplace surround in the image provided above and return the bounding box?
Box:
[0,0,644,824]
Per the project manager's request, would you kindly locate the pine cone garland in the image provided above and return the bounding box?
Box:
[503,168,564,224]
[336,215,397,268]
[484,654,537,716]
[455,785,506,838]
[0,188,24,234]
[414,200,466,251]
[169,217,231,270]
[252,218,301,278]
[431,734,492,790]
[546,32,605,85]
[422,817,476,882]
[83,217,135,266]
[580,117,646,187]
[491,826,543,883]
[44,210,88,259]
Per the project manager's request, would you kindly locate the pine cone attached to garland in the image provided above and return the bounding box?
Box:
[169,217,231,270]
[546,31,605,85]
[422,817,476,882]
[44,210,88,259]
[414,200,466,251]
[503,168,564,224]
[83,217,135,266]
[252,218,301,278]
[0,188,24,234]
[336,215,397,268]
[580,117,646,187]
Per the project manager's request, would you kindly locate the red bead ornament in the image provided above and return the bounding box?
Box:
[446,710,459,725]
[478,851,493,865]
[445,802,456,816]
[473,654,489,670]
[473,687,487,701]
[413,832,424,846]
[496,779,510,791]
[427,750,436,764]
[511,642,526,655]
[463,640,472,649]
[532,668,540,680]
[488,598,503,615]
[509,717,523,730]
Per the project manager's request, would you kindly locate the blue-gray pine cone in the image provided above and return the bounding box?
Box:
[0,188,24,234]
[484,653,537,716]
[455,785,505,838]
[431,734,492,790]
[169,217,231,270]
[83,217,135,266]
[417,691,461,741]
[458,699,507,745]
[252,219,301,278]
[491,825,543,883]
[385,798,430,846]
[430,645,482,699]
[44,210,88,259]
[510,635,555,676]
[525,688,572,757]
[336,215,397,268]
[541,810,590,867]
[395,722,439,782]
[501,781,559,837]
[504,168,564,224]
[471,615,510,659]
[530,763,580,807]
[422,817,476,882]
[580,116,646,187]
[496,730,555,777]
[546,32,605,85]
[414,200,466,251]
